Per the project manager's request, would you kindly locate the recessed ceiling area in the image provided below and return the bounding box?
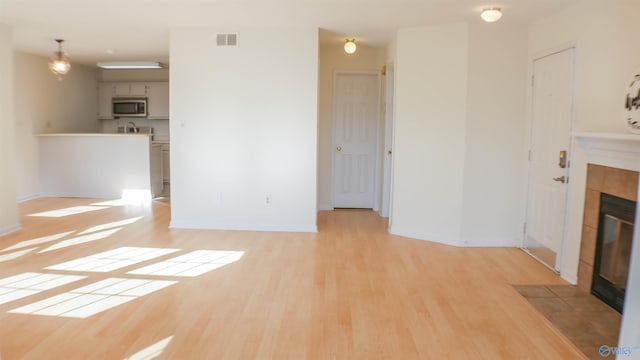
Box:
[0,0,579,66]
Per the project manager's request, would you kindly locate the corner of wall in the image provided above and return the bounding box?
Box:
[0,24,19,232]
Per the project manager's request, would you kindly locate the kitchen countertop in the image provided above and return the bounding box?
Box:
[37,133,152,137]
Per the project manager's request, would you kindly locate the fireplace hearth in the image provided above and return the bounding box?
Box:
[591,193,636,313]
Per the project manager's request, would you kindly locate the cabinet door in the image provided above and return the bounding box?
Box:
[130,83,148,96]
[150,145,163,196]
[113,83,148,96]
[162,148,170,183]
[97,83,114,119]
[113,83,131,96]
[148,83,170,119]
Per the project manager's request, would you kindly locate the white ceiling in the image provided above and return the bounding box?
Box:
[0,0,578,67]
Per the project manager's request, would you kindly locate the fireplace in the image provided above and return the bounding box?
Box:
[572,133,640,348]
[591,193,636,313]
[577,163,638,313]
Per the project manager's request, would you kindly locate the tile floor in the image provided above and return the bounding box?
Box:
[514,285,622,360]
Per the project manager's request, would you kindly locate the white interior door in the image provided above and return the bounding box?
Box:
[524,48,575,270]
[332,73,379,208]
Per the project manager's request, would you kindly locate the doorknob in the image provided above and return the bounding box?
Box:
[553,176,566,183]
[336,146,342,151]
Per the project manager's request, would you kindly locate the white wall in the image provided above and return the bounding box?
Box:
[170,27,318,232]
[460,22,528,246]
[317,44,385,210]
[0,24,19,236]
[14,52,100,200]
[390,23,469,245]
[620,197,640,357]
[390,21,528,246]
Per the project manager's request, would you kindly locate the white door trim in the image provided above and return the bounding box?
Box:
[522,44,577,272]
[380,64,394,218]
[331,70,382,209]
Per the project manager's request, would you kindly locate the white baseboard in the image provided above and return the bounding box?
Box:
[317,204,333,211]
[389,227,461,246]
[459,238,520,247]
[169,220,318,233]
[389,227,519,248]
[0,224,21,237]
[40,192,120,199]
[560,272,578,285]
[18,193,43,202]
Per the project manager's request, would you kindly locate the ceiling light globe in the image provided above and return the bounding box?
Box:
[481,8,502,23]
[49,39,71,76]
[48,55,71,75]
[344,39,357,54]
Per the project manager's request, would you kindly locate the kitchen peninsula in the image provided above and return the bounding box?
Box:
[37,133,162,199]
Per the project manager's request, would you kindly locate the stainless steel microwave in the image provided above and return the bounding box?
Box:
[112,98,147,117]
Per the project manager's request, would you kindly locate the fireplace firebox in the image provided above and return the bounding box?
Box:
[591,193,636,313]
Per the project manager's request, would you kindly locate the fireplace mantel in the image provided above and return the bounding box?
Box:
[573,132,640,172]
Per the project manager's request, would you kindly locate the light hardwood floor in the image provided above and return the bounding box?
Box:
[0,198,585,359]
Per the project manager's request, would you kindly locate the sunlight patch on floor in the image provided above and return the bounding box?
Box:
[78,217,144,235]
[0,273,87,305]
[121,189,153,206]
[28,206,108,218]
[91,199,135,207]
[0,248,37,263]
[47,247,180,273]
[1,231,75,253]
[9,278,177,318]
[125,336,174,360]
[127,250,245,277]
[39,228,123,253]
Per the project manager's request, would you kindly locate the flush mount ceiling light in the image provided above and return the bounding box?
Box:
[96,61,164,70]
[344,39,357,54]
[481,8,503,22]
[48,39,71,77]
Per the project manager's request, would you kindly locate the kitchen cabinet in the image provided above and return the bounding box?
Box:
[114,83,147,97]
[147,83,170,119]
[162,145,170,183]
[97,82,169,121]
[97,83,114,119]
[151,144,163,196]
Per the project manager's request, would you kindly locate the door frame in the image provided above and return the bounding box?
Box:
[331,70,382,210]
[380,64,394,219]
[522,42,577,272]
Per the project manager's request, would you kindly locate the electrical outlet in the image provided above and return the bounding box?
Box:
[265,195,272,205]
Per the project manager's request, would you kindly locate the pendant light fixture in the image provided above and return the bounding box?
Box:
[344,39,357,54]
[48,39,71,78]
[480,8,503,23]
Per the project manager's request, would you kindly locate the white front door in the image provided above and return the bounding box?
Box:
[524,48,575,270]
[332,73,379,208]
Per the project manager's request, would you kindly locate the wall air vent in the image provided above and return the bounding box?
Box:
[216,33,238,47]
